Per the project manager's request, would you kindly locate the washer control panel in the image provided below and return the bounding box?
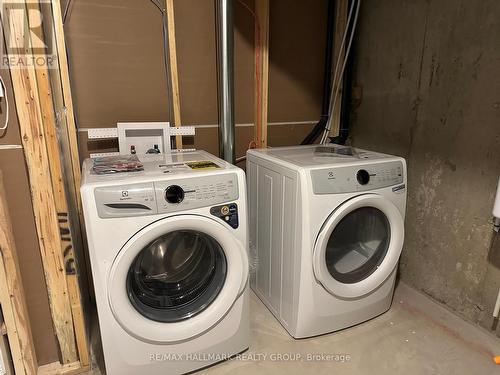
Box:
[94,173,239,218]
[154,173,239,213]
[311,161,404,194]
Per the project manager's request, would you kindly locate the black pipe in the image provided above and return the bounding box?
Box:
[331,33,354,145]
[301,0,336,145]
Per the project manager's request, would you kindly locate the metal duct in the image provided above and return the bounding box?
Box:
[216,0,235,164]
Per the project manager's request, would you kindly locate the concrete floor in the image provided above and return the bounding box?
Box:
[89,282,500,374]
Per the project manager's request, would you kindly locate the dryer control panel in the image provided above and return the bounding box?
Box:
[311,161,404,194]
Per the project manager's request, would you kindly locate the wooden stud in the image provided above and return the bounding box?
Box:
[165,0,183,148]
[50,0,83,215]
[0,0,78,364]
[254,0,269,148]
[30,1,89,366]
[0,172,38,375]
[328,0,348,139]
[38,361,88,375]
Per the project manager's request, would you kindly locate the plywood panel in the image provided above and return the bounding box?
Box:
[64,0,326,158]
[0,149,59,365]
[64,0,169,128]
[0,170,37,375]
[268,0,327,123]
[0,69,21,146]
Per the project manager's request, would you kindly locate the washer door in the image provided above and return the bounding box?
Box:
[108,215,248,343]
[313,194,404,299]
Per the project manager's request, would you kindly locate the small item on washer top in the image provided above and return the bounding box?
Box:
[314,145,358,157]
[185,161,220,170]
[92,154,144,174]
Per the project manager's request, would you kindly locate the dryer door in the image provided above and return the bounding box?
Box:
[108,215,248,343]
[313,194,404,299]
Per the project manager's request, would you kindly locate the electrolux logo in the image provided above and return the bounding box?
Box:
[1,0,57,69]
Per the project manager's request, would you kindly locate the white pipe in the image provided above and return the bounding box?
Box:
[494,288,500,319]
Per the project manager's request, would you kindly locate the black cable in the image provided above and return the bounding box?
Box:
[149,0,163,13]
[331,6,355,145]
[301,0,336,145]
[148,0,173,125]
[63,0,73,24]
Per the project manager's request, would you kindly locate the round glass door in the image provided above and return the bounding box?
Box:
[108,215,248,343]
[313,194,404,299]
[325,207,390,284]
[127,230,227,323]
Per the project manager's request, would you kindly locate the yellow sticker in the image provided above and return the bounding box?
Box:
[186,161,220,170]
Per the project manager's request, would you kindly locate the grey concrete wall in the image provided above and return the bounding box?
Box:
[349,0,500,332]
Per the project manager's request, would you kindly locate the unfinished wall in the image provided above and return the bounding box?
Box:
[64,0,328,159]
[350,0,500,332]
[0,69,60,364]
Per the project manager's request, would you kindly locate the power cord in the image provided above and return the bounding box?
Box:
[149,0,174,127]
[320,0,361,145]
[0,76,9,137]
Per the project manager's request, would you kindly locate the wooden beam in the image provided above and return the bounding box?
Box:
[165,0,183,148]
[38,361,87,375]
[50,0,83,215]
[0,172,38,375]
[32,2,89,366]
[254,0,269,148]
[328,0,348,139]
[0,0,78,364]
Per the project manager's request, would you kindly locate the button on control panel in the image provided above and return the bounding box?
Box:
[154,173,239,213]
[210,203,239,229]
[311,161,404,194]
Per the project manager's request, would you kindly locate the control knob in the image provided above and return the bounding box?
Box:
[356,169,370,185]
[165,185,185,204]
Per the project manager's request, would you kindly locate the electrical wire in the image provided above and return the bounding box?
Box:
[320,0,361,144]
[148,0,173,126]
[235,155,246,164]
[320,0,359,144]
[0,76,10,136]
[149,0,163,12]
[63,0,73,24]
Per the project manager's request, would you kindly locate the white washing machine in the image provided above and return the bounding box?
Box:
[81,150,249,375]
[247,144,406,338]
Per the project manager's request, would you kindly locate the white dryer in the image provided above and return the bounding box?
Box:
[81,151,249,374]
[247,144,406,338]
